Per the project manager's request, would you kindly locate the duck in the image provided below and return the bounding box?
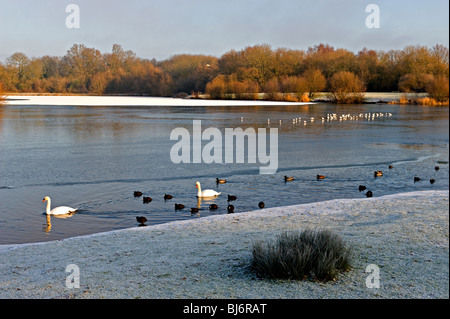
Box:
[435,166,440,171]
[216,178,227,184]
[227,205,235,214]
[284,176,295,182]
[359,185,367,192]
[389,165,394,169]
[227,195,237,201]
[196,181,221,198]
[258,202,265,209]
[374,171,383,177]
[136,216,147,225]
[366,191,373,198]
[209,204,218,210]
[175,203,185,210]
[142,197,152,203]
[414,177,421,183]
[317,175,326,180]
[190,207,199,214]
[42,196,78,216]
[430,179,436,184]
[164,194,173,200]
[134,191,143,197]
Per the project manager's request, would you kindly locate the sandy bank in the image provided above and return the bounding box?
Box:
[4,95,312,107]
[0,190,448,299]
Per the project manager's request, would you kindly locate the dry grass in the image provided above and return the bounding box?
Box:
[268,93,310,103]
[298,93,310,103]
[251,229,352,282]
[416,97,438,106]
[416,97,449,106]
[281,94,301,102]
[0,86,5,105]
[399,94,410,105]
[389,94,449,106]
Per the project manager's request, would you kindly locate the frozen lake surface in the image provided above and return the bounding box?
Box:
[0,96,448,244]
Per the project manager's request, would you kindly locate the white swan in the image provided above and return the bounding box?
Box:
[196,181,220,198]
[42,196,78,215]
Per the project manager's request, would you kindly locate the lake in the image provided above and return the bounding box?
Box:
[0,101,448,244]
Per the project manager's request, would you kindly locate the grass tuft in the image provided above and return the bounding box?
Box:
[251,229,352,282]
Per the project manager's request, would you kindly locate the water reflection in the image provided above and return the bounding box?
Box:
[1,105,161,145]
[42,212,76,234]
[1,104,445,147]
[195,196,219,209]
[43,215,52,233]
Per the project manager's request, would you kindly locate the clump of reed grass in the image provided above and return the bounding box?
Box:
[389,94,411,105]
[398,94,410,105]
[298,93,310,103]
[0,85,6,105]
[415,97,449,106]
[389,95,449,106]
[251,229,352,282]
[416,97,438,106]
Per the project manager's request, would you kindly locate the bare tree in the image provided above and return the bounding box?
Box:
[329,71,366,103]
[426,76,449,102]
[6,52,30,81]
[61,44,105,92]
[303,69,326,97]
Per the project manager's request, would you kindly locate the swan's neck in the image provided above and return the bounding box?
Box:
[46,199,51,215]
[197,184,202,196]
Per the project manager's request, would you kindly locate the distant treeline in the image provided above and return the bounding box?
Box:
[0,43,448,103]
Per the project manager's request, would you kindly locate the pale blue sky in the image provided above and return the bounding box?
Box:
[0,0,448,62]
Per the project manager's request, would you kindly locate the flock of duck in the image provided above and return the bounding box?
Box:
[41,163,441,227]
[359,165,441,198]
[134,180,241,226]
[132,164,441,226]
[263,112,394,127]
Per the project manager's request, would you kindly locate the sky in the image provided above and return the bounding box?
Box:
[0,0,448,62]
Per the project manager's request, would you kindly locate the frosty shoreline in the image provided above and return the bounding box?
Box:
[0,190,448,299]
